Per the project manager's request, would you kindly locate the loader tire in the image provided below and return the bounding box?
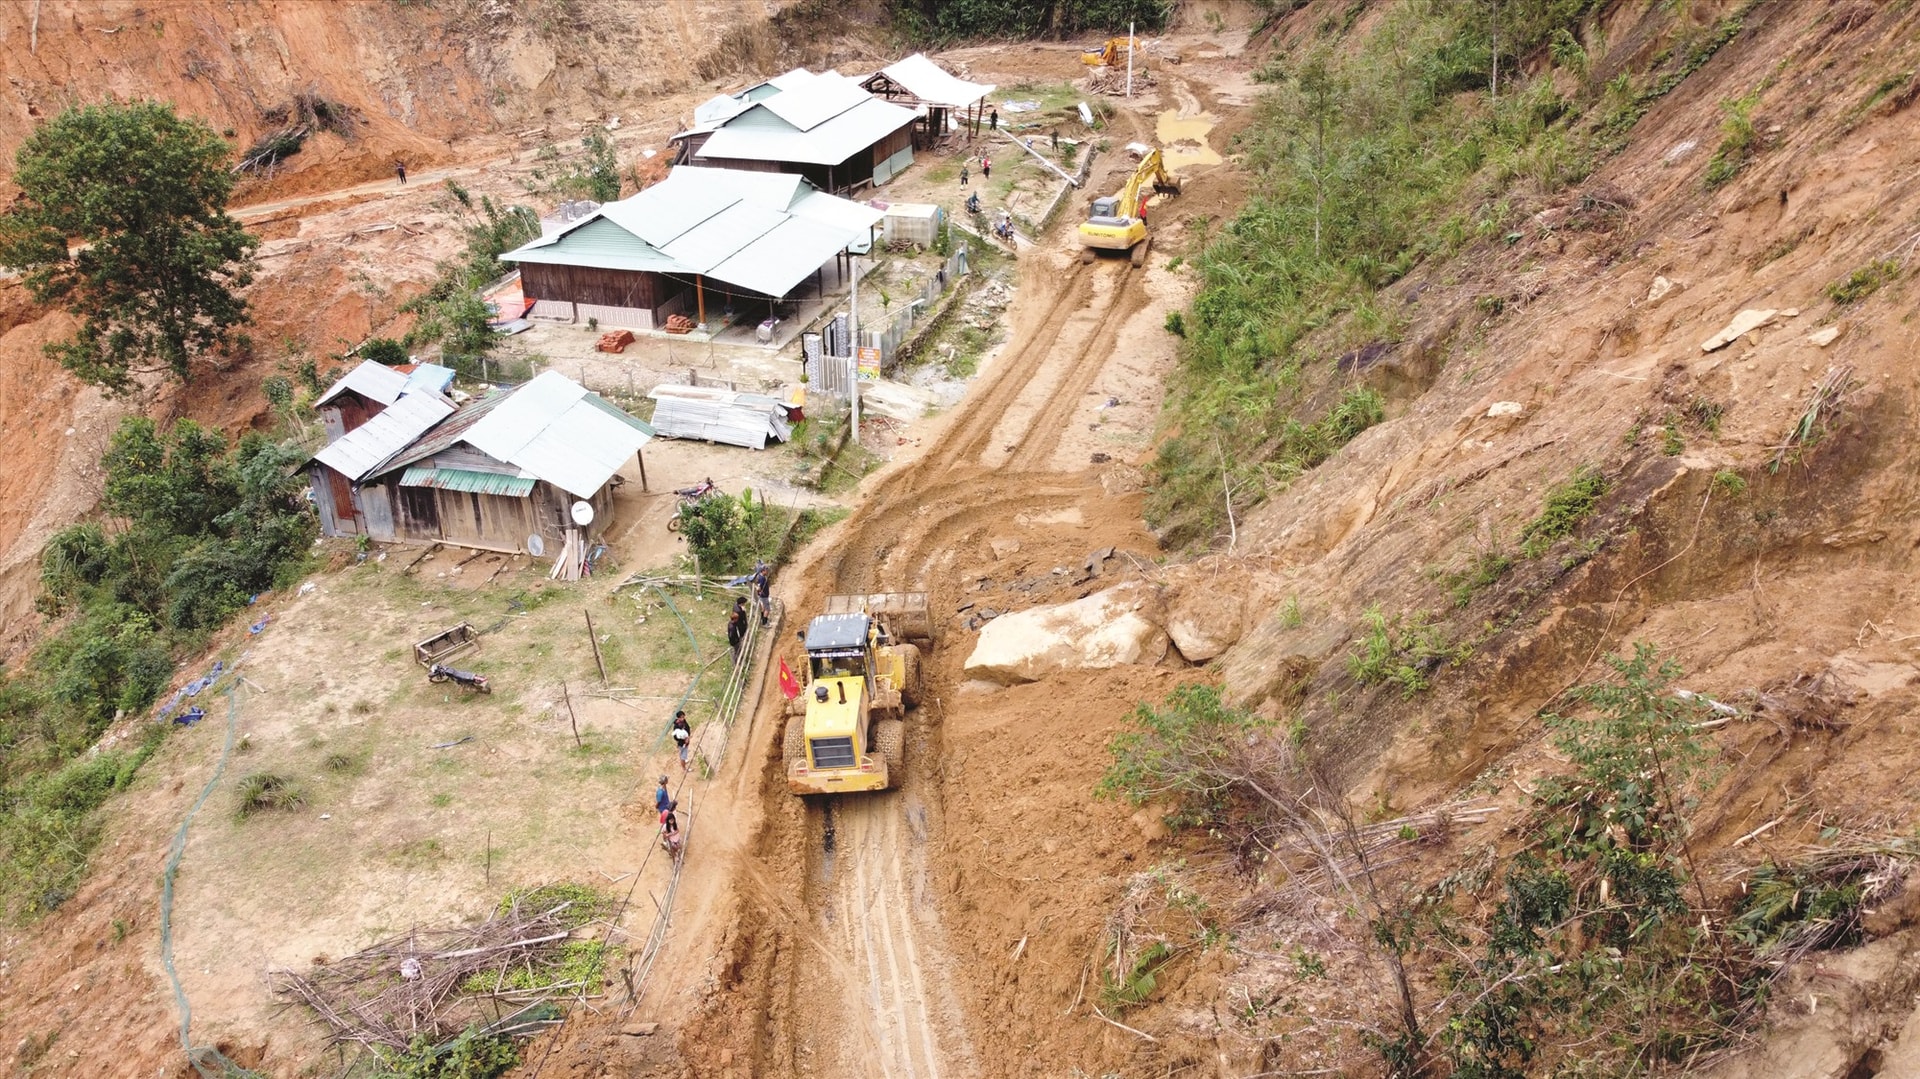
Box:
[783,716,806,770]
[873,719,906,787]
[894,644,922,710]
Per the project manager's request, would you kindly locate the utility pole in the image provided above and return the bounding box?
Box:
[1126,21,1135,99]
[847,255,861,441]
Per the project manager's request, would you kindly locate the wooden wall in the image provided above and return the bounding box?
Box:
[520,263,663,312]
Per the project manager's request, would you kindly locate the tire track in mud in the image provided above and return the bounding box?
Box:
[738,241,1156,1078]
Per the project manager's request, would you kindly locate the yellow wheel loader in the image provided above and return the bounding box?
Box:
[783,593,930,796]
[1077,148,1181,266]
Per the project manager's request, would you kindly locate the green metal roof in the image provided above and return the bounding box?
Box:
[583,392,656,435]
[399,466,536,497]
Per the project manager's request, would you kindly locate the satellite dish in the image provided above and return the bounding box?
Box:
[570,500,595,526]
[527,534,545,557]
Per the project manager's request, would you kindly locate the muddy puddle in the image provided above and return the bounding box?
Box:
[1157,109,1222,170]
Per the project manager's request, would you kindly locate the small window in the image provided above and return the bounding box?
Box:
[809,736,855,769]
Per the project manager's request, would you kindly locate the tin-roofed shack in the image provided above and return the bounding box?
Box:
[306,369,653,560]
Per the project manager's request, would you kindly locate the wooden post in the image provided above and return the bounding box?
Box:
[696,276,706,326]
[563,681,582,749]
[586,610,607,684]
[636,449,648,492]
[486,829,493,886]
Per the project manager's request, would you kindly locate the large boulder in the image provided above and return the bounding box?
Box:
[1165,583,1247,663]
[964,583,1167,684]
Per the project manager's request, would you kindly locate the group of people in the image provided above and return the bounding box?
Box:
[656,574,774,859]
[958,155,992,188]
[726,565,773,657]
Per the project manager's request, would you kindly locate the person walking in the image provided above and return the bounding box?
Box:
[959,162,969,187]
[988,109,998,131]
[394,161,407,185]
[671,711,693,772]
[981,156,991,181]
[654,775,671,816]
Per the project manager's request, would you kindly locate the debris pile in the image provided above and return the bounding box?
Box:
[270,890,604,1054]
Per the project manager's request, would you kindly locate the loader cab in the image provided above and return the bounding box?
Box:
[805,612,874,690]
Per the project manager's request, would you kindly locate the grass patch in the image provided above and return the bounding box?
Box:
[1824,258,1900,305]
[1436,550,1514,607]
[788,506,851,551]
[1703,92,1760,189]
[498,881,609,929]
[1518,465,1607,558]
[235,771,306,819]
[1345,606,1460,698]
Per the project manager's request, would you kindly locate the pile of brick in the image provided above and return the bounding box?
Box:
[595,329,635,353]
[664,314,696,335]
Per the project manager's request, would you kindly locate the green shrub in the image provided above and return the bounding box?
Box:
[235,772,305,819]
[1703,92,1760,189]
[360,337,409,366]
[1517,466,1607,558]
[679,489,783,575]
[373,1025,518,1079]
[1164,310,1185,336]
[1096,684,1272,826]
[1345,606,1456,698]
[1824,258,1900,305]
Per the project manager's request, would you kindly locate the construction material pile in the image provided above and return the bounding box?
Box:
[595,329,636,353]
[664,314,697,334]
[1084,67,1157,96]
[270,887,608,1054]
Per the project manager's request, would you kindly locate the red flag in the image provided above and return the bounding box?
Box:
[778,658,801,700]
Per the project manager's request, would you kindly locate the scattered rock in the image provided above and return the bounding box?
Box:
[1486,401,1524,418]
[1165,585,1246,663]
[1647,275,1677,302]
[963,583,1168,684]
[1808,326,1842,347]
[1701,308,1779,352]
[988,537,1021,560]
[621,1023,658,1037]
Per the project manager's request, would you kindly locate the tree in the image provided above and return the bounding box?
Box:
[0,101,258,394]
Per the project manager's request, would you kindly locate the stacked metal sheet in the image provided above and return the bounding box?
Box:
[647,385,794,450]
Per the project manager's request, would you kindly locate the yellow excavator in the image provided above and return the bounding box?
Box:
[1082,36,1140,67]
[1078,148,1181,266]
[783,593,930,796]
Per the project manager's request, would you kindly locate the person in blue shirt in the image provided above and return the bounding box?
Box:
[654,775,671,815]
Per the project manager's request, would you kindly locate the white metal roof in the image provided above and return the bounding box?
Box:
[694,93,753,128]
[498,168,877,297]
[312,392,456,480]
[789,188,886,234]
[874,53,995,108]
[697,95,916,166]
[314,360,407,408]
[377,372,654,500]
[760,71,873,131]
[707,215,863,297]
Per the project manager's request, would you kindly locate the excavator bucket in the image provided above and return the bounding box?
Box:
[823,592,934,644]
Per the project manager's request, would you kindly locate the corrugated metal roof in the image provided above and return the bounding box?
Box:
[763,68,817,93]
[312,392,456,480]
[792,189,885,234]
[695,92,753,127]
[647,385,793,449]
[873,53,995,108]
[697,96,916,166]
[661,200,788,273]
[498,168,877,297]
[503,216,683,271]
[760,71,872,131]
[315,360,407,408]
[400,466,537,497]
[403,364,457,396]
[374,373,655,500]
[707,215,864,297]
[610,181,738,248]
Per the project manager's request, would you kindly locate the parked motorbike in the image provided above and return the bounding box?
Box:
[666,478,718,533]
[427,664,491,693]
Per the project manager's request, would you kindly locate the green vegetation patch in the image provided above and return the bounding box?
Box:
[1518,465,1608,558]
[1824,258,1900,305]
